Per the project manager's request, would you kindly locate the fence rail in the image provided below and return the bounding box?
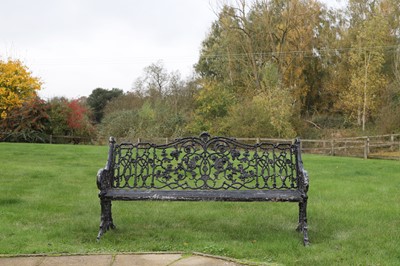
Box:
[237,134,400,160]
[2,132,399,160]
[133,134,400,160]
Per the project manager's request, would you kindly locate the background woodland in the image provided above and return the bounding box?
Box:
[1,0,399,142]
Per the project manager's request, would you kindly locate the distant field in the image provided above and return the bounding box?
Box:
[0,142,399,265]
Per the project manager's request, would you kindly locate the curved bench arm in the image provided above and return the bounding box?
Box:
[97,137,116,193]
[295,138,309,193]
[301,169,309,193]
[97,168,108,190]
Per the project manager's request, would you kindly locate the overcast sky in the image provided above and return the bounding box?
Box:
[1,0,345,100]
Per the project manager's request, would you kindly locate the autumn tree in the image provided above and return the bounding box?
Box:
[195,4,258,96]
[376,39,400,133]
[187,80,237,135]
[47,97,95,139]
[47,97,71,136]
[0,59,41,118]
[340,3,390,131]
[265,0,324,110]
[194,0,327,136]
[67,98,95,136]
[0,96,49,142]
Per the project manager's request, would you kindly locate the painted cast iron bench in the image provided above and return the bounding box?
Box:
[96,132,310,245]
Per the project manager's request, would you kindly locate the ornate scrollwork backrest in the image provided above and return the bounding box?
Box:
[110,133,299,190]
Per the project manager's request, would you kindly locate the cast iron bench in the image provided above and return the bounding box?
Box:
[96,132,310,245]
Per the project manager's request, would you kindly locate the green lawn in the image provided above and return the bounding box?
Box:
[0,142,399,265]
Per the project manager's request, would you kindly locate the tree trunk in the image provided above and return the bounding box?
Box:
[362,53,371,132]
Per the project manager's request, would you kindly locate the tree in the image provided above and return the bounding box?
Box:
[47,97,71,136]
[47,97,95,139]
[0,59,41,118]
[0,96,49,142]
[87,88,123,123]
[340,6,390,131]
[195,5,251,95]
[98,109,139,140]
[376,44,400,133]
[186,80,236,135]
[380,0,400,38]
[133,61,169,100]
[199,1,325,95]
[226,89,296,138]
[124,62,195,137]
[102,91,145,115]
[67,98,95,136]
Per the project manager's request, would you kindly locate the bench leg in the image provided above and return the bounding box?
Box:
[97,199,116,240]
[296,199,309,246]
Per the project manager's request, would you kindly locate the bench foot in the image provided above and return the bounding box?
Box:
[297,223,309,246]
[97,199,115,241]
[297,200,310,246]
[97,220,116,241]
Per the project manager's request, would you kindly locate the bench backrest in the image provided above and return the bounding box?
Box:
[105,132,305,191]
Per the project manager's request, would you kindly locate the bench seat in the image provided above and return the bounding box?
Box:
[102,189,304,202]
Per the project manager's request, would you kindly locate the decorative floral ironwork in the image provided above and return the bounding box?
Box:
[111,133,299,190]
[97,132,310,245]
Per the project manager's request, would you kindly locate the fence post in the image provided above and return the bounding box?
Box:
[331,139,335,156]
[49,135,53,144]
[390,134,395,151]
[364,137,369,159]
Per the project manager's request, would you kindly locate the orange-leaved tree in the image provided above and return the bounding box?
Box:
[0,59,41,119]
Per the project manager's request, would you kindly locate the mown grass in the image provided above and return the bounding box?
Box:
[0,142,399,265]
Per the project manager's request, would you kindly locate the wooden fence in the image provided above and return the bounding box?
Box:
[301,135,400,160]
[4,133,396,160]
[235,134,400,160]
[134,134,400,160]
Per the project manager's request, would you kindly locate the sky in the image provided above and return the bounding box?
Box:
[1,0,346,100]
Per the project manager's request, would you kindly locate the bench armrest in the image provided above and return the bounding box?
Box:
[97,168,110,191]
[97,137,116,193]
[300,168,309,193]
[295,138,309,193]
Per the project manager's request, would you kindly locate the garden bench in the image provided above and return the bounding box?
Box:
[96,132,310,245]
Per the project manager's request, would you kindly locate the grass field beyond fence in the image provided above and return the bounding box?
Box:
[0,143,399,265]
